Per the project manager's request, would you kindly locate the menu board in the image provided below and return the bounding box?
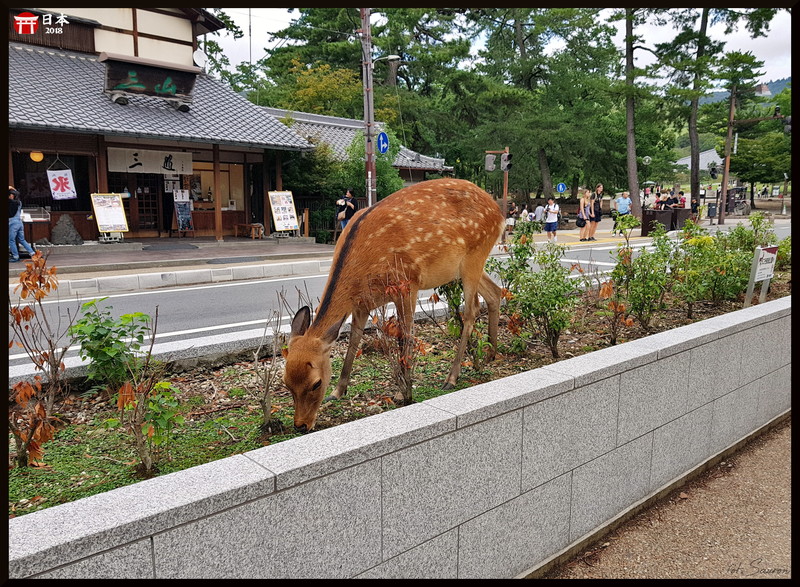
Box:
[173,201,194,232]
[268,191,299,231]
[90,193,129,232]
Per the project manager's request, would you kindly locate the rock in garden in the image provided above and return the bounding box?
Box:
[50,215,84,245]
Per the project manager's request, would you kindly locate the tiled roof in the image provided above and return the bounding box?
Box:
[262,107,453,172]
[8,43,313,151]
[675,148,723,171]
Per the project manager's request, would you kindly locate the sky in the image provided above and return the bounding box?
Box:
[208,8,791,85]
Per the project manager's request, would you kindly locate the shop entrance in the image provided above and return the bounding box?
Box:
[107,172,164,236]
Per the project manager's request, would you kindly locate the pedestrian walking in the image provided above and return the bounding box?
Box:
[543,196,560,243]
[9,186,36,263]
[533,202,546,222]
[586,183,603,241]
[578,189,592,241]
[690,196,699,222]
[336,188,357,230]
[505,202,519,234]
[612,191,633,236]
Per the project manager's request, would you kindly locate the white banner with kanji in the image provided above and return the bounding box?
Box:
[47,169,78,200]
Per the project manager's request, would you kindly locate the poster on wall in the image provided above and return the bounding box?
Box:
[268,191,300,231]
[90,193,129,232]
[47,169,78,200]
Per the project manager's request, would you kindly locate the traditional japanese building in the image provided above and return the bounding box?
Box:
[8,8,313,242]
[261,107,454,189]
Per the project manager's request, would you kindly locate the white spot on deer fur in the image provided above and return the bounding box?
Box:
[456,237,465,245]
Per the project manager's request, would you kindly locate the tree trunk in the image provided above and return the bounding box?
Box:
[688,9,710,204]
[537,148,553,199]
[625,8,642,218]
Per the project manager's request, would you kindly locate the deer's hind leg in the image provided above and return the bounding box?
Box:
[443,260,485,389]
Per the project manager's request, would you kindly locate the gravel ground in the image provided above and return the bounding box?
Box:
[539,416,791,579]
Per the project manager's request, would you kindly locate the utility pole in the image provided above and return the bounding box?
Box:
[486,146,510,243]
[360,8,376,207]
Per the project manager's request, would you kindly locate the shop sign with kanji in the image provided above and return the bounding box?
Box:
[46,169,77,200]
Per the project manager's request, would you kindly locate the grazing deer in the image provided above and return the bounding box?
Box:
[283,178,504,431]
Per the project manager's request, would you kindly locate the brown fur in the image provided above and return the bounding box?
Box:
[283,178,505,431]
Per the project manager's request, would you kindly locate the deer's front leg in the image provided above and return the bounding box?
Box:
[331,307,368,399]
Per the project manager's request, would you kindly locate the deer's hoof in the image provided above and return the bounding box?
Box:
[441,381,455,391]
[323,395,340,403]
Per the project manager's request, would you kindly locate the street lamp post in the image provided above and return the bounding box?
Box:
[642,155,651,209]
[359,8,400,207]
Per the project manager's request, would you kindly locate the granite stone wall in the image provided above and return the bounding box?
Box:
[8,296,791,579]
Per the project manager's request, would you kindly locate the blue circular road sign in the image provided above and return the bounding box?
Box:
[377,132,389,154]
[556,182,567,193]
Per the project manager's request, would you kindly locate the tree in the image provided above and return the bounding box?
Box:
[655,8,781,202]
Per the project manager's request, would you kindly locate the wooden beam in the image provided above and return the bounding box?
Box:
[213,144,222,241]
[96,136,108,192]
[263,148,271,237]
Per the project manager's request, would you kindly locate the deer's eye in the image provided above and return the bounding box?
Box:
[311,380,322,391]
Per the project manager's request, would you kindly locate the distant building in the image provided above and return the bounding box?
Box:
[755,83,772,97]
[261,107,453,188]
[675,149,723,172]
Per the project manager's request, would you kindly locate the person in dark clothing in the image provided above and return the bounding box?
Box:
[9,186,36,262]
[664,193,680,209]
[336,188,357,230]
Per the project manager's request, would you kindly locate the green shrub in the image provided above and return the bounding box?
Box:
[69,298,151,395]
[508,242,579,358]
[776,235,791,271]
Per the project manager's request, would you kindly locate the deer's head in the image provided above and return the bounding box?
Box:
[282,306,345,432]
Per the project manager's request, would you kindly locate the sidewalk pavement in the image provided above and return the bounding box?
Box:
[9,215,786,298]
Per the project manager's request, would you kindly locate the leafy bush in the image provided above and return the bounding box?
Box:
[69,298,151,395]
[776,235,791,270]
[703,231,753,304]
[507,242,579,358]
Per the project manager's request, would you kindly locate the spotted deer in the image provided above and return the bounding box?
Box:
[282,178,504,431]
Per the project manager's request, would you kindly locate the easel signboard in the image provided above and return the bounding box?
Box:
[268,191,300,233]
[90,193,129,242]
[171,190,194,236]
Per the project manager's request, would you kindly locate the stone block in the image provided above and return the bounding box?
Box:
[153,460,382,578]
[457,474,571,579]
[756,365,791,426]
[355,531,458,579]
[423,368,573,429]
[9,455,275,578]
[95,274,141,292]
[33,539,153,579]
[617,351,690,444]
[65,278,98,295]
[709,380,762,455]
[521,377,618,491]
[380,411,522,559]
[231,265,265,281]
[687,330,746,410]
[245,403,455,491]
[138,272,178,290]
[650,404,712,491]
[570,434,652,542]
[541,340,656,389]
[210,267,234,282]
[631,321,720,359]
[175,269,213,285]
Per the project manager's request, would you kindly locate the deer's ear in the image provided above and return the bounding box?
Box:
[321,315,346,345]
[290,306,311,338]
